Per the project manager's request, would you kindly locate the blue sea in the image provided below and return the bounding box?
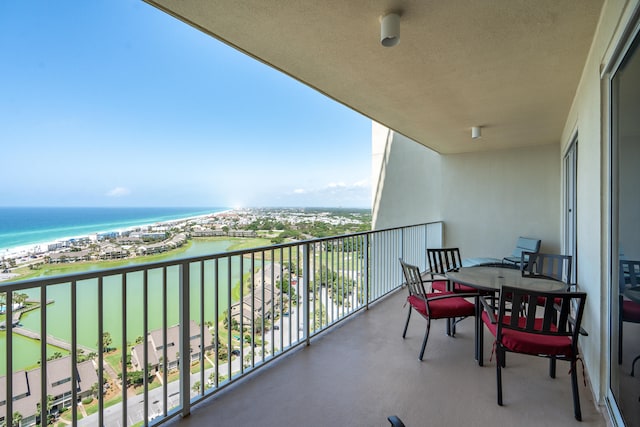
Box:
[0,207,228,252]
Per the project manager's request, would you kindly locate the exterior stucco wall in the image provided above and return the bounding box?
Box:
[372,123,441,230]
[372,129,560,258]
[440,144,561,258]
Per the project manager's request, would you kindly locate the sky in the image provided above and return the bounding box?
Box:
[0,2,372,209]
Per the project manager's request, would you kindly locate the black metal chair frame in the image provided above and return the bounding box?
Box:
[400,259,476,360]
[521,252,573,285]
[426,248,474,335]
[486,285,587,421]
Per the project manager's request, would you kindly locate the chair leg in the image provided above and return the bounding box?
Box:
[571,360,582,421]
[419,320,431,361]
[477,306,484,366]
[619,296,623,365]
[496,347,503,406]
[402,308,412,338]
[619,321,623,365]
[549,357,557,378]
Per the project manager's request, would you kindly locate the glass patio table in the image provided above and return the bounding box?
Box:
[446,266,567,362]
[446,266,567,293]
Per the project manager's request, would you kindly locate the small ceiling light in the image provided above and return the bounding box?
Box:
[472,126,482,139]
[380,13,400,47]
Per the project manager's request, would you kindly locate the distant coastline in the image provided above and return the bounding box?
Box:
[0,206,230,256]
[0,207,371,283]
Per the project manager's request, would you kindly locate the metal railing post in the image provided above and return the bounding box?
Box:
[364,234,369,309]
[303,243,310,346]
[6,291,13,427]
[179,262,191,418]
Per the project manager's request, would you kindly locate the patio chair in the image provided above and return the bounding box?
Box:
[400,259,476,360]
[502,237,541,267]
[520,252,573,376]
[426,248,477,293]
[521,252,572,284]
[484,285,587,421]
[618,260,640,371]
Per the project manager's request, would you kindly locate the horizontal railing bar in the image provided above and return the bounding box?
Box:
[0,221,441,291]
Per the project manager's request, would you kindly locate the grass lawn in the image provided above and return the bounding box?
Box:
[12,241,198,281]
[104,348,124,374]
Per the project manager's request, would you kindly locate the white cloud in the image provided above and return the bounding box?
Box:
[287,179,371,207]
[106,187,131,197]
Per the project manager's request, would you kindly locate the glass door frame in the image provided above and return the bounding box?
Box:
[605,9,640,425]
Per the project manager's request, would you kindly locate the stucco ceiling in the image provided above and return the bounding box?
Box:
[145,0,604,154]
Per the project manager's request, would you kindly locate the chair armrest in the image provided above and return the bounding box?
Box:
[479,296,497,324]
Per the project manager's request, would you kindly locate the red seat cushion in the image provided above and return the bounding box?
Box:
[432,280,478,293]
[482,312,572,357]
[500,329,572,357]
[431,280,449,292]
[623,300,640,323]
[407,292,475,319]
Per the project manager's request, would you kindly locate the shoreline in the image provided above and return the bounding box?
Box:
[0,208,234,260]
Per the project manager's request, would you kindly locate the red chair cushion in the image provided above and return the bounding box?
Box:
[431,280,449,292]
[432,281,478,293]
[407,292,475,319]
[500,329,572,357]
[482,312,572,357]
[623,300,640,323]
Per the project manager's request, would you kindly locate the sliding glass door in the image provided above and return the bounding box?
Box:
[610,28,640,427]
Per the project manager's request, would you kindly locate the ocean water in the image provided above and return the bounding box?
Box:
[0,207,227,252]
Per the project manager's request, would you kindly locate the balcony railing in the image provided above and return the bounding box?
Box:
[0,221,442,427]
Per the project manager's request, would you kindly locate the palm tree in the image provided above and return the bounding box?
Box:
[99,332,112,352]
[11,411,22,427]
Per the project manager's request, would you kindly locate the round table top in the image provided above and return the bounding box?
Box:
[446,266,567,292]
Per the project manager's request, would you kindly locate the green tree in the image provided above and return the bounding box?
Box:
[192,381,201,394]
[11,411,22,427]
[35,395,54,424]
[100,332,112,352]
[90,382,100,397]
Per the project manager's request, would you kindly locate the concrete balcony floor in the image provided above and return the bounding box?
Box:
[172,290,606,427]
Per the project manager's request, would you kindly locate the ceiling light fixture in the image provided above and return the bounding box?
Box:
[380,13,400,47]
[472,126,482,139]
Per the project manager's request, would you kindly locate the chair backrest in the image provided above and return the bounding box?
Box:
[497,285,586,349]
[426,248,462,276]
[619,259,640,292]
[521,252,573,285]
[511,237,541,258]
[400,259,427,298]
